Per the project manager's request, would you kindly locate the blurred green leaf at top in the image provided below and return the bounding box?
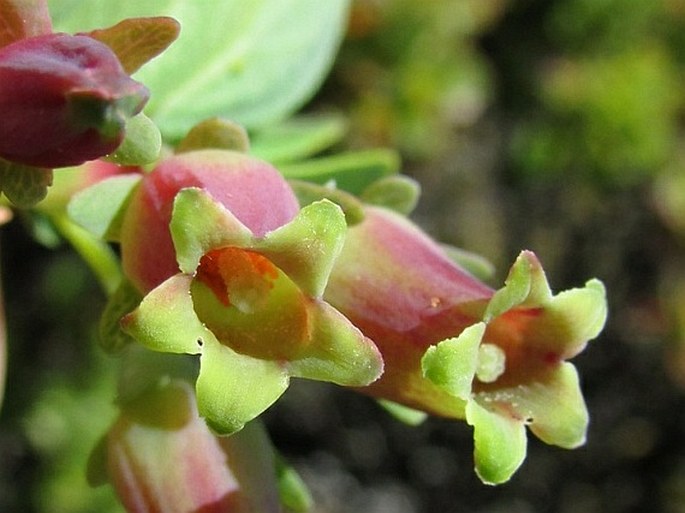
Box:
[49,0,351,140]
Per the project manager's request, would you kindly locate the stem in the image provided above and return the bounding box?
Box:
[51,214,122,297]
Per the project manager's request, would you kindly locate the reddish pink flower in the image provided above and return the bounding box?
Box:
[0,33,148,167]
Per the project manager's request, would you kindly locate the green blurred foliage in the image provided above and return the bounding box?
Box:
[509,0,685,186]
[331,0,504,160]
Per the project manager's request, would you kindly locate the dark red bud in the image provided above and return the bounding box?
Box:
[0,33,149,167]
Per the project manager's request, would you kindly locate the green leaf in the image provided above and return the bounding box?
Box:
[67,173,142,240]
[377,400,428,426]
[50,214,122,295]
[466,399,527,485]
[258,199,347,298]
[439,244,496,282]
[275,454,313,513]
[170,187,253,274]
[103,113,162,166]
[218,420,283,513]
[176,118,250,154]
[278,149,401,195]
[361,175,421,215]
[197,339,289,435]
[121,274,208,355]
[50,0,351,139]
[250,114,348,164]
[0,160,53,208]
[289,179,365,226]
[99,279,142,354]
[85,16,180,74]
[421,323,485,401]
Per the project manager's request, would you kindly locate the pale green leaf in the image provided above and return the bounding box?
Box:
[218,421,283,513]
[439,244,496,281]
[99,279,142,354]
[275,453,313,513]
[289,179,365,225]
[176,118,250,154]
[0,160,52,208]
[50,0,351,138]
[361,175,421,215]
[377,400,428,426]
[278,149,401,194]
[250,114,348,164]
[67,174,142,240]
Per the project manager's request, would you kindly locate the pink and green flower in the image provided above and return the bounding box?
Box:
[117,149,383,434]
[325,206,607,484]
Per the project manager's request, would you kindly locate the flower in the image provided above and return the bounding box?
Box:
[119,149,383,434]
[324,206,607,484]
[102,379,284,513]
[0,33,148,167]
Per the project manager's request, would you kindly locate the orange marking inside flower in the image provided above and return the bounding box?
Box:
[482,306,547,381]
[191,246,310,361]
[196,247,278,309]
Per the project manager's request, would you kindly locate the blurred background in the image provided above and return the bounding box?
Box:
[4,0,685,511]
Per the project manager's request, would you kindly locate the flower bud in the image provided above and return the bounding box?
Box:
[0,33,149,167]
[105,380,282,513]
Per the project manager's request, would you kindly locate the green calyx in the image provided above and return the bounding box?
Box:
[67,90,143,140]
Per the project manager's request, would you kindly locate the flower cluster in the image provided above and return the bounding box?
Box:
[118,149,383,435]
[91,141,608,485]
[1,1,609,510]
